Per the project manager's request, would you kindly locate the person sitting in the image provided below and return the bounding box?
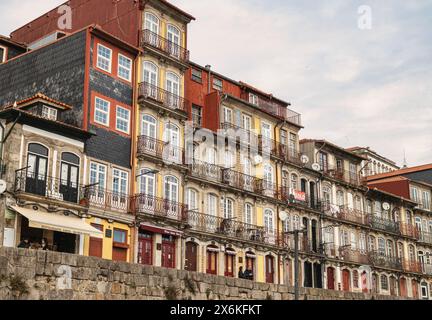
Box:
[244,268,253,280]
[40,238,49,251]
[17,239,30,249]
[238,266,245,279]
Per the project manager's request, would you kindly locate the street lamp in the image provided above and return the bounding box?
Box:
[285,227,308,300]
[135,169,159,180]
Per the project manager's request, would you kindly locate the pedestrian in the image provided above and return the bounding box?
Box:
[238,266,244,279]
[17,238,30,249]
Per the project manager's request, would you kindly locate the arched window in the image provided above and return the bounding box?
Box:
[186,188,198,211]
[164,176,178,202]
[224,149,235,168]
[369,235,376,251]
[353,270,359,288]
[142,114,157,138]
[167,24,181,46]
[166,71,180,96]
[291,173,298,190]
[207,193,218,217]
[347,192,354,209]
[164,123,180,147]
[336,190,344,206]
[224,198,234,219]
[28,143,48,156]
[142,61,158,87]
[397,242,404,259]
[381,275,389,291]
[322,186,332,204]
[27,143,49,184]
[264,209,274,234]
[409,245,416,262]
[244,203,253,225]
[354,196,362,211]
[61,152,79,165]
[60,152,80,202]
[264,164,274,182]
[406,210,413,225]
[144,12,159,34]
[282,170,289,188]
[243,157,252,176]
[284,214,291,233]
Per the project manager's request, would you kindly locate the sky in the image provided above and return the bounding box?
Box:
[1,0,431,166]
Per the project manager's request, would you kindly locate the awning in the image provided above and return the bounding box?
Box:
[11,206,103,238]
[140,223,183,237]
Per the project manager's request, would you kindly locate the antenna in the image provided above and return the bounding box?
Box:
[402,149,408,168]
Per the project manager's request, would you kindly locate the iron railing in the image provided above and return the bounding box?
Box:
[321,202,366,225]
[368,251,403,270]
[140,29,190,63]
[131,193,188,222]
[418,231,432,244]
[14,168,84,205]
[402,260,422,273]
[322,168,362,187]
[189,160,223,182]
[367,215,400,234]
[278,145,303,165]
[422,264,432,275]
[400,223,419,239]
[256,98,302,126]
[222,168,263,194]
[138,81,188,112]
[324,245,369,264]
[81,185,129,212]
[220,122,259,146]
[137,135,184,164]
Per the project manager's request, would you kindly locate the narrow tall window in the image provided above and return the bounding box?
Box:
[118,54,132,81]
[94,97,110,126]
[97,44,112,72]
[116,106,130,133]
[249,93,258,106]
[244,203,253,225]
[112,169,128,195]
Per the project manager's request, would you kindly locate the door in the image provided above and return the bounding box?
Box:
[162,235,176,269]
[327,267,335,290]
[412,280,419,299]
[26,145,49,196]
[390,277,397,296]
[164,123,180,161]
[164,176,179,217]
[225,253,234,277]
[138,232,153,265]
[261,122,272,151]
[400,278,407,297]
[185,242,197,271]
[207,249,218,275]
[242,114,252,142]
[138,169,156,212]
[246,255,256,281]
[372,273,378,293]
[142,115,157,152]
[342,269,350,291]
[89,224,103,258]
[166,72,180,108]
[142,62,158,98]
[361,271,368,293]
[265,255,274,283]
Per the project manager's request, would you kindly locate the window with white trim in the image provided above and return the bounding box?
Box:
[41,105,58,121]
[213,78,223,91]
[97,44,112,72]
[90,162,107,191]
[118,54,132,81]
[112,168,128,195]
[0,46,6,63]
[264,209,274,234]
[116,106,130,133]
[244,203,253,225]
[224,198,234,219]
[249,93,258,106]
[94,97,110,126]
[380,275,388,291]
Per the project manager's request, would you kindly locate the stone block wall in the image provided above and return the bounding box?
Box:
[0,247,410,300]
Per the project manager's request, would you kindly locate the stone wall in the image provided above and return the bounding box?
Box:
[0,247,409,300]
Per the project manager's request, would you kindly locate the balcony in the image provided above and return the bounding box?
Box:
[222,169,264,194]
[256,99,302,126]
[280,234,317,253]
[278,145,303,166]
[81,185,129,213]
[400,223,419,239]
[220,122,259,147]
[189,160,223,183]
[14,168,84,205]
[368,251,402,270]
[322,168,362,187]
[402,260,422,273]
[422,264,432,275]
[138,82,188,114]
[186,211,279,245]
[130,193,188,222]
[321,202,366,225]
[140,29,190,63]
[258,136,278,155]
[419,231,432,244]
[324,245,369,264]
[279,187,315,209]
[137,135,184,165]
[367,215,400,234]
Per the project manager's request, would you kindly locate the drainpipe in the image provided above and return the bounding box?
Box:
[0,113,22,179]
[205,65,212,94]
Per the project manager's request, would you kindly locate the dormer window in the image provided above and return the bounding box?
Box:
[0,46,6,63]
[41,105,58,121]
[249,93,259,106]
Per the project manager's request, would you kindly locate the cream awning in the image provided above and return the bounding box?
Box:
[11,205,103,238]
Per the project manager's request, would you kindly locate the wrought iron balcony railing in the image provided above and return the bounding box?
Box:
[255,98,302,126]
[222,168,263,194]
[399,223,419,239]
[81,185,129,212]
[422,264,432,275]
[368,251,403,270]
[140,29,190,63]
[322,167,362,187]
[130,193,188,222]
[324,245,369,264]
[138,81,188,112]
[220,122,259,146]
[321,202,366,225]
[402,259,422,273]
[418,231,432,244]
[278,187,314,209]
[14,168,84,205]
[367,215,400,234]
[189,160,223,182]
[137,135,184,164]
[278,145,303,165]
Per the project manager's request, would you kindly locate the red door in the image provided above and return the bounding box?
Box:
[412,280,419,299]
[327,267,335,290]
[225,253,234,277]
[112,247,127,261]
[185,242,197,271]
[246,256,255,281]
[265,255,274,283]
[89,224,103,258]
[162,236,176,269]
[400,278,407,297]
[207,250,218,275]
[138,232,153,265]
[342,269,350,291]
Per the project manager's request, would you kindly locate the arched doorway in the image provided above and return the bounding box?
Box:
[265,255,275,283]
[327,267,335,290]
[245,251,256,281]
[412,279,419,299]
[304,261,313,287]
[342,269,351,292]
[224,248,236,277]
[400,277,407,297]
[206,245,219,275]
[185,241,198,271]
[390,276,397,296]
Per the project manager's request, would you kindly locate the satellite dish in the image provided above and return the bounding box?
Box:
[382,202,390,211]
[300,155,309,165]
[312,163,321,171]
[0,180,6,194]
[279,211,288,221]
[254,155,263,165]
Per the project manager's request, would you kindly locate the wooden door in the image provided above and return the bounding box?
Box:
[138,233,153,265]
[112,247,127,261]
[400,278,407,297]
[265,255,274,284]
[342,269,350,292]
[207,251,218,275]
[162,236,176,269]
[390,277,397,296]
[59,161,79,203]
[185,242,197,271]
[361,272,368,293]
[26,152,48,196]
[246,256,255,281]
[89,224,103,258]
[327,267,335,290]
[225,254,234,277]
[412,280,419,299]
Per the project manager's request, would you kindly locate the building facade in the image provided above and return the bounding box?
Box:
[347,146,400,177]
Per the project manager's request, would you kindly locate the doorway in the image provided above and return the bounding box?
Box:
[138,231,153,265]
[342,269,351,292]
[185,241,198,271]
[162,235,176,268]
[265,255,275,283]
[327,267,335,290]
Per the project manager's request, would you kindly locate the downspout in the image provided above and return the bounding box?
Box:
[0,113,22,179]
[205,65,212,94]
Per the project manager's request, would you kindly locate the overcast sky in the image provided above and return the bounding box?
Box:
[1,0,431,166]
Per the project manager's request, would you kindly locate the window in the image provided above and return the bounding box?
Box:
[249,93,258,106]
[318,152,328,171]
[264,164,274,184]
[244,203,253,225]
[387,240,394,257]
[142,61,158,86]
[422,191,430,210]
[113,229,127,244]
[41,105,58,121]
[264,209,274,234]
[369,236,376,251]
[139,168,155,196]
[94,97,110,126]
[359,233,366,253]
[323,186,331,204]
[291,174,298,190]
[90,162,107,191]
[97,44,112,72]
[0,46,6,63]
[112,169,128,195]
[289,133,297,153]
[421,283,429,299]
[224,198,234,219]
[213,78,223,91]
[284,215,291,233]
[380,275,388,291]
[353,270,359,288]
[166,72,180,96]
[223,107,233,124]
[167,24,181,48]
[192,105,202,128]
[186,188,198,211]
[207,194,217,217]
[164,176,179,202]
[144,12,159,35]
[118,54,132,81]
[191,69,202,83]
[411,187,419,202]
[142,114,157,138]
[366,200,372,214]
[293,215,300,230]
[116,106,130,133]
[378,238,386,256]
[336,190,344,206]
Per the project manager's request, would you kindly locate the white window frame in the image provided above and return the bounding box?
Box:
[223,106,233,124]
[112,168,128,195]
[244,203,253,225]
[116,106,130,134]
[96,44,112,73]
[41,105,58,121]
[249,93,258,106]
[0,46,7,63]
[118,54,132,82]
[94,97,110,126]
[90,162,107,191]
